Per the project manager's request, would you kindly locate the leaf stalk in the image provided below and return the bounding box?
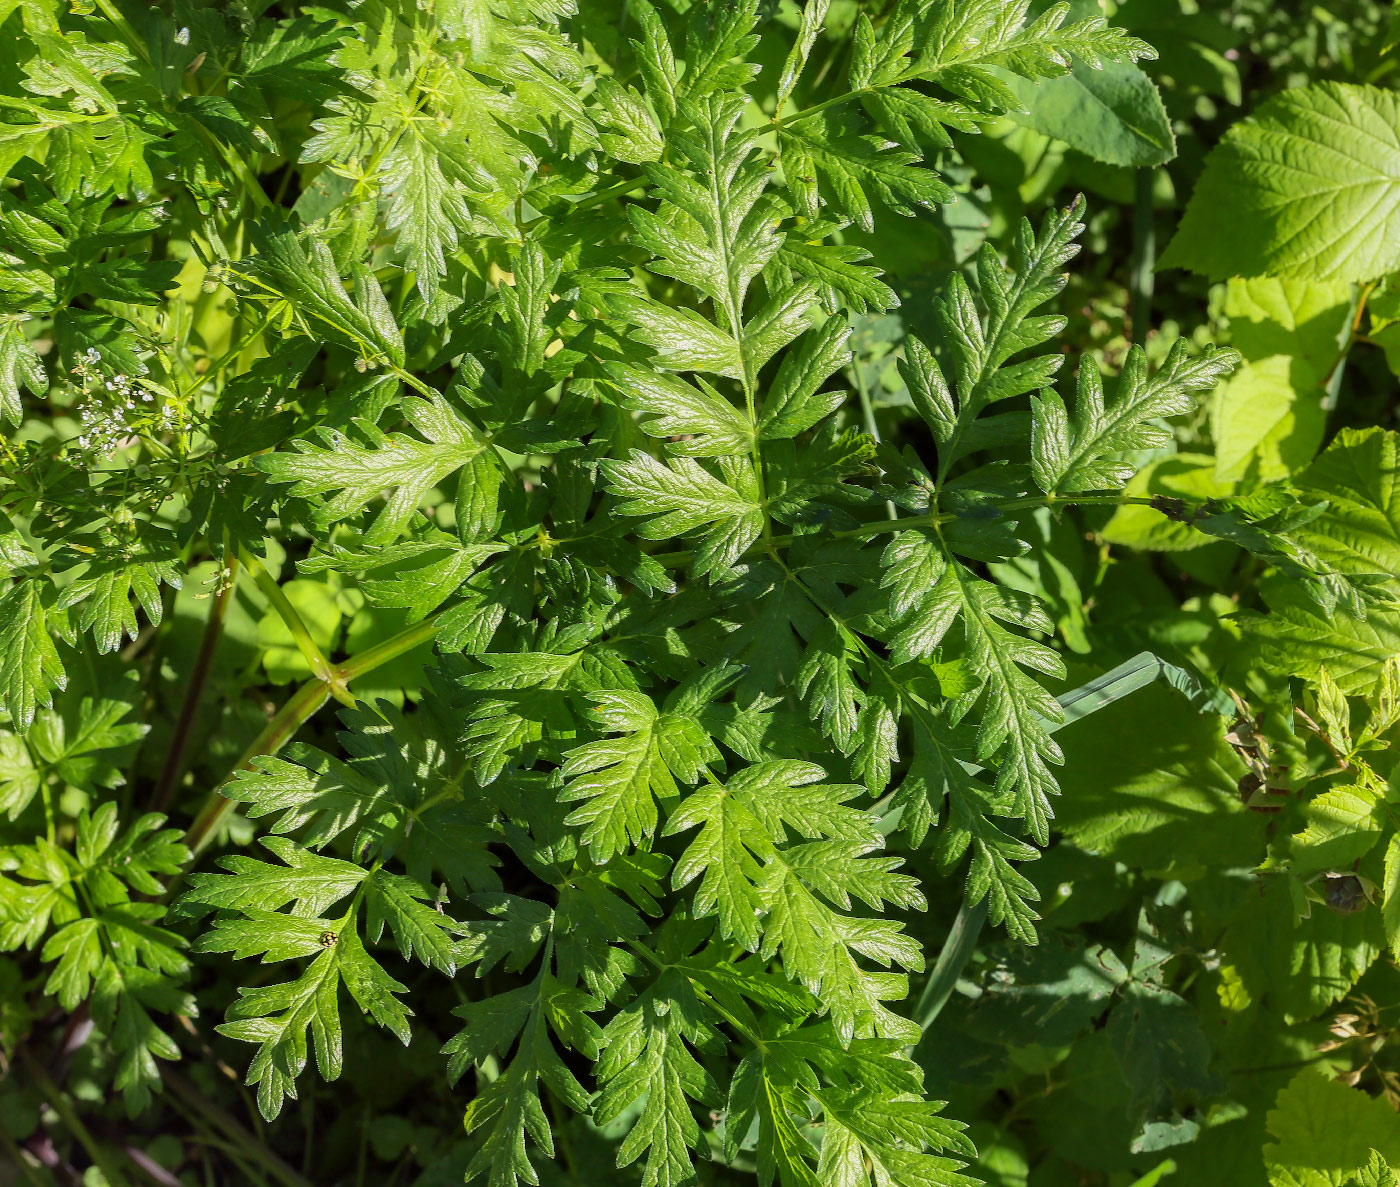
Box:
[183,613,439,856]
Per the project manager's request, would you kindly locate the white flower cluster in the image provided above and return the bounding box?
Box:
[76,396,135,455]
[72,349,167,455]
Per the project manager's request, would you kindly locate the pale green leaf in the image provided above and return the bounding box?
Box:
[1264,1068,1400,1187]
[1292,784,1385,878]
[996,58,1174,167]
[1164,83,1400,282]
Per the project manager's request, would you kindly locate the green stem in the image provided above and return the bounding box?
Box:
[1320,280,1375,412]
[182,614,440,857]
[182,677,329,858]
[92,0,150,65]
[849,334,897,520]
[241,550,349,703]
[178,310,277,404]
[390,364,440,400]
[853,357,880,446]
[353,1105,371,1187]
[18,1047,133,1187]
[994,492,1158,515]
[408,768,469,821]
[122,1143,189,1187]
[198,123,273,211]
[335,615,439,683]
[772,86,867,129]
[1129,168,1156,346]
[39,777,55,845]
[688,981,764,1048]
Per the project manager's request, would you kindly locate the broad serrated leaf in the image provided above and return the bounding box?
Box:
[1164,83,1400,282]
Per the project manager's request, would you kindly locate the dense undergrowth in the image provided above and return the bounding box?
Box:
[3,2,1400,1185]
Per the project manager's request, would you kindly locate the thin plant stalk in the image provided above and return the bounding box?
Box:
[0,1124,52,1187]
[159,1067,314,1187]
[241,550,351,704]
[18,1047,133,1187]
[150,557,241,812]
[1129,167,1156,345]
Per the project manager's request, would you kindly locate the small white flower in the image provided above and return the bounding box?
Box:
[175,26,190,45]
